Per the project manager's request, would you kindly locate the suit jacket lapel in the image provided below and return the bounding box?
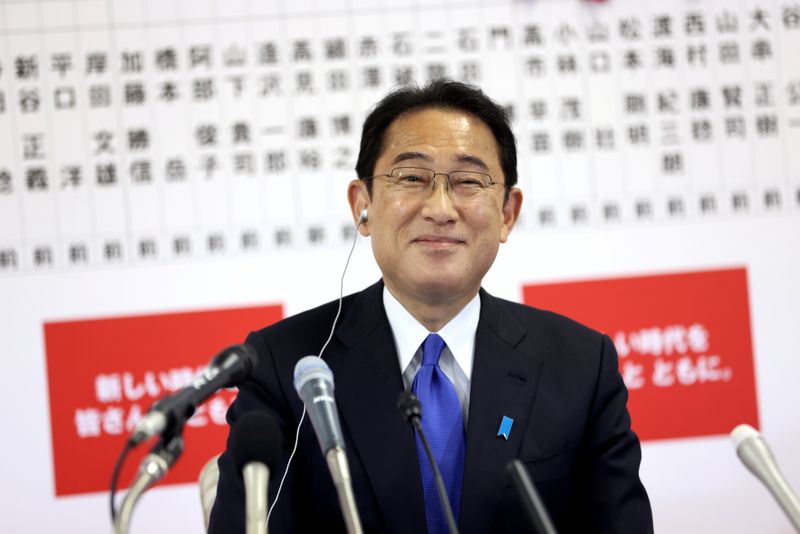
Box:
[328,281,427,534]
[459,290,543,534]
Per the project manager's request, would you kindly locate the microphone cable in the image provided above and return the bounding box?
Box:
[109,440,135,523]
[267,217,365,523]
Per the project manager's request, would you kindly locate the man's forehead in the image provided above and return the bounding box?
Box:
[379,107,500,163]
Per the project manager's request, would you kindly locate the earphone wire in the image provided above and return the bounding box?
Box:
[267,217,364,522]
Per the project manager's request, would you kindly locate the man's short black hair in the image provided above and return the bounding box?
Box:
[355,79,517,196]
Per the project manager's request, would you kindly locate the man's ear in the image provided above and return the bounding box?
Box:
[347,179,371,236]
[499,187,523,243]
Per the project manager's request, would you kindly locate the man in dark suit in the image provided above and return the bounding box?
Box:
[209,80,653,533]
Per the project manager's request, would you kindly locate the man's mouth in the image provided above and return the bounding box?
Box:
[413,235,465,246]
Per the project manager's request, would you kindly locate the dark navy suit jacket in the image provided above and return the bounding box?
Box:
[208,280,653,533]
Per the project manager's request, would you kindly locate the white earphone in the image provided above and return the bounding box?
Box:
[359,208,368,224]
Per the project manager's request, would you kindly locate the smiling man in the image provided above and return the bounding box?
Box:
[209,80,653,534]
[350,106,521,332]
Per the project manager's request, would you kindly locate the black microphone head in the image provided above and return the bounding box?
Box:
[230,411,283,473]
[397,391,422,425]
[212,344,257,387]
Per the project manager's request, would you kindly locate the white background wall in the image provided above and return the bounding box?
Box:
[1,0,799,532]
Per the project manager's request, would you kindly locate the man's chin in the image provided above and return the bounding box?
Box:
[405,276,478,303]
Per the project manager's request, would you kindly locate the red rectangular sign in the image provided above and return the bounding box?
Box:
[522,267,759,441]
[44,304,283,496]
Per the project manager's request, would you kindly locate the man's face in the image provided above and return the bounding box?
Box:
[348,107,522,308]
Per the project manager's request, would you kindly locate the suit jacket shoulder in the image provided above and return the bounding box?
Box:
[468,290,653,533]
[482,290,605,350]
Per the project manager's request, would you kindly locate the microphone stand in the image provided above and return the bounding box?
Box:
[507,459,558,534]
[114,433,184,534]
[412,418,460,534]
[326,447,363,534]
[398,391,460,534]
[242,461,269,534]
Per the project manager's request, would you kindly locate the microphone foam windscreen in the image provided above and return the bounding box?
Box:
[235,343,258,374]
[293,355,333,393]
[230,411,283,473]
[397,391,422,423]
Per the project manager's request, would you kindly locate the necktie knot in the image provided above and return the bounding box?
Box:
[421,333,446,367]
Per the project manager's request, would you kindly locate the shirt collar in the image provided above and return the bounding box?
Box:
[383,285,480,380]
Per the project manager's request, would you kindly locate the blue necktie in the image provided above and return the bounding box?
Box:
[412,334,465,534]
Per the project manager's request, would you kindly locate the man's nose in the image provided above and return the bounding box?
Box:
[421,174,458,222]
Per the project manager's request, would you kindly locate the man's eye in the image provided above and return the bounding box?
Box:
[399,174,426,183]
[453,177,484,188]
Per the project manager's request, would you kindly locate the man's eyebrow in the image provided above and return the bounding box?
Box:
[392,151,433,165]
[391,152,490,170]
[453,154,489,171]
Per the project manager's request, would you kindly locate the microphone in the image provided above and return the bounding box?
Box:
[397,391,460,534]
[129,344,257,446]
[731,424,800,532]
[114,435,184,534]
[293,356,363,534]
[231,411,283,534]
[506,459,558,534]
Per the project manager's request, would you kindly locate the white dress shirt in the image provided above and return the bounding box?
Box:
[382,286,479,424]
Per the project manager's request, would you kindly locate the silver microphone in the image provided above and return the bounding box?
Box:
[114,436,184,534]
[731,424,800,532]
[293,356,363,534]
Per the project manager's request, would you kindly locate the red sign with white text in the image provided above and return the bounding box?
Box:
[522,267,758,441]
[44,304,283,496]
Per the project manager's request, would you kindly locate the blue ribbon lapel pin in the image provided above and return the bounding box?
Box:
[497,415,514,440]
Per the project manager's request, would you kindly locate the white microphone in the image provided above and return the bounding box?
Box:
[231,411,283,534]
[731,424,800,532]
[293,356,363,534]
